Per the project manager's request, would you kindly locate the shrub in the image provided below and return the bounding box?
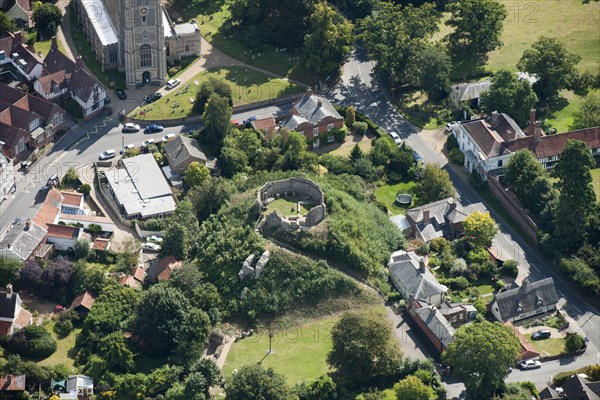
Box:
[54,319,73,338]
[449,258,467,277]
[8,325,57,359]
[495,279,506,291]
[444,134,459,151]
[440,277,469,291]
[429,237,450,254]
[466,247,489,266]
[79,183,91,196]
[565,333,585,352]
[416,243,430,256]
[502,260,519,278]
[353,121,368,135]
[334,128,346,143]
[448,148,464,165]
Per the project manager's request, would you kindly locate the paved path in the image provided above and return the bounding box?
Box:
[55,0,78,61]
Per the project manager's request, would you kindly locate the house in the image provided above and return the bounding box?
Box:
[279,89,344,148]
[490,277,558,322]
[0,219,48,261]
[163,15,202,62]
[390,214,412,236]
[63,375,93,399]
[46,224,85,251]
[119,266,145,289]
[449,80,492,108]
[103,153,177,219]
[0,374,26,395]
[452,110,600,177]
[148,255,182,282]
[164,135,213,176]
[70,291,96,314]
[559,374,600,400]
[251,116,277,134]
[405,197,486,242]
[388,250,448,307]
[0,284,33,337]
[60,191,85,215]
[407,299,455,354]
[34,39,108,119]
[59,214,114,233]
[0,32,43,81]
[3,0,31,28]
[0,150,15,197]
[439,302,478,326]
[0,83,65,163]
[538,386,560,400]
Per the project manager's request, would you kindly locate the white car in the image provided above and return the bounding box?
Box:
[122,123,141,133]
[142,242,161,252]
[446,121,457,132]
[147,235,163,243]
[166,78,181,89]
[162,133,176,142]
[124,144,135,150]
[142,138,156,147]
[99,149,116,160]
[519,360,542,370]
[388,131,402,145]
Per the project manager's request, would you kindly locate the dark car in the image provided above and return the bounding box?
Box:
[531,330,551,340]
[412,150,423,163]
[115,89,127,100]
[145,123,164,133]
[144,92,162,103]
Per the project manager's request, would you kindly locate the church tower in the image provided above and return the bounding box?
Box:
[120,0,166,88]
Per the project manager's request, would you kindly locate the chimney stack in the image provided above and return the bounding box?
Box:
[533,121,543,143]
[6,283,13,295]
[14,31,23,45]
[306,87,313,96]
[419,258,426,273]
[75,56,83,69]
[51,36,58,51]
[529,108,536,127]
[422,210,430,223]
[25,218,31,230]
[490,111,499,129]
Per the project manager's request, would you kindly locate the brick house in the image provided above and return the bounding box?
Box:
[407,299,455,354]
[279,90,344,148]
[0,284,33,337]
[0,83,65,164]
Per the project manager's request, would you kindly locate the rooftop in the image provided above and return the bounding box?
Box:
[493,277,559,321]
[388,250,448,302]
[80,0,118,46]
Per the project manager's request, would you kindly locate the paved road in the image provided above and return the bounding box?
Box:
[329,50,600,395]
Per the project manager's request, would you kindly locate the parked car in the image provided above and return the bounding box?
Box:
[147,235,163,243]
[145,123,164,133]
[99,149,116,160]
[124,144,135,150]
[115,89,127,100]
[47,174,60,187]
[144,93,162,103]
[142,242,161,252]
[445,122,457,132]
[412,150,423,163]
[388,131,402,145]
[122,123,141,133]
[54,305,66,313]
[166,78,181,89]
[243,116,257,124]
[142,138,156,147]
[161,133,176,142]
[519,360,542,370]
[531,330,551,340]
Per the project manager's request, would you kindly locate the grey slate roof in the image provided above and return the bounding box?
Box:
[80,0,118,46]
[0,220,47,261]
[388,250,447,302]
[414,305,455,347]
[0,290,18,319]
[539,386,560,400]
[165,135,208,170]
[280,114,310,131]
[493,277,559,321]
[280,93,342,131]
[450,80,492,102]
[561,375,600,400]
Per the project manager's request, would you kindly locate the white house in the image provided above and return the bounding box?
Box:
[0,31,43,81]
[490,277,558,322]
[0,150,15,198]
[0,284,33,337]
[46,224,85,251]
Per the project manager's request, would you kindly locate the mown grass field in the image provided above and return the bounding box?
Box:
[374,181,418,215]
[266,196,312,217]
[130,66,303,120]
[530,337,567,357]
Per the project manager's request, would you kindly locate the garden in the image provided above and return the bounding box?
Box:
[374,181,418,215]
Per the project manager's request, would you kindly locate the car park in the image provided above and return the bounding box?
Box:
[166,78,181,89]
[115,89,127,100]
[531,330,551,340]
[388,131,402,145]
[144,93,162,103]
[99,149,116,160]
[519,360,542,370]
[142,242,161,252]
[122,123,141,133]
[145,123,164,133]
[142,139,156,147]
[162,133,176,142]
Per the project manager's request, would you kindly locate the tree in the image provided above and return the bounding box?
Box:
[442,321,520,399]
[0,11,16,35]
[202,94,232,149]
[565,333,585,352]
[415,163,454,203]
[553,140,596,252]
[82,355,107,383]
[185,161,210,188]
[445,0,507,57]
[194,77,233,113]
[72,239,91,260]
[133,286,191,356]
[353,121,368,135]
[0,257,20,287]
[297,375,337,400]
[327,311,402,384]
[116,237,141,269]
[161,222,189,261]
[409,45,451,98]
[220,145,249,178]
[571,91,600,130]
[225,364,297,400]
[100,332,134,373]
[394,375,435,400]
[349,144,364,164]
[188,177,232,222]
[345,105,356,128]
[174,308,212,363]
[62,167,79,188]
[303,2,353,77]
[481,70,538,126]
[463,211,498,248]
[517,36,581,101]
[183,373,208,400]
[8,325,57,359]
[32,3,62,38]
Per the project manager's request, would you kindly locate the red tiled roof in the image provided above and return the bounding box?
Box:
[0,374,26,391]
[131,266,145,282]
[36,70,69,95]
[61,191,83,207]
[70,290,96,311]
[47,223,79,240]
[14,307,32,330]
[0,84,64,128]
[45,188,64,208]
[119,275,140,289]
[33,203,60,229]
[93,238,110,250]
[504,127,600,159]
[251,116,276,132]
[154,255,182,282]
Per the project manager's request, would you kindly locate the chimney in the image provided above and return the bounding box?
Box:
[75,56,83,69]
[419,258,426,273]
[306,87,313,96]
[317,99,322,108]
[529,108,536,127]
[422,209,430,223]
[533,121,543,143]
[14,31,23,45]
[521,277,529,290]
[25,218,31,230]
[490,111,499,129]
[6,283,13,295]
[51,36,58,51]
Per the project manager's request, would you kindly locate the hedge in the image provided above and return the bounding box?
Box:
[8,325,57,359]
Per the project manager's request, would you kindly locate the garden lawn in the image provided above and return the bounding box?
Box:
[530,338,567,357]
[222,306,386,384]
[544,91,588,133]
[184,3,319,85]
[374,181,418,215]
[592,168,600,203]
[130,66,303,120]
[34,35,66,57]
[267,196,312,217]
[37,321,79,369]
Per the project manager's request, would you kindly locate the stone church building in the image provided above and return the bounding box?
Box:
[74,0,201,88]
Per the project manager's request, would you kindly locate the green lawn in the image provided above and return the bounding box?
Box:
[185,2,318,85]
[592,168,600,202]
[34,35,67,57]
[530,337,567,357]
[476,284,495,296]
[374,182,418,215]
[266,196,313,217]
[130,66,303,120]
[223,306,386,385]
[356,389,396,400]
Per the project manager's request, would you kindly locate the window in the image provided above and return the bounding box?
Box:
[29,118,39,132]
[497,159,503,167]
[327,123,334,131]
[451,316,457,322]
[313,127,319,137]
[0,51,4,61]
[53,112,62,126]
[92,102,99,111]
[327,134,334,143]
[142,15,146,24]
[166,46,170,57]
[137,0,148,5]
[140,45,152,67]
[110,51,117,63]
[185,45,190,52]
[17,137,25,153]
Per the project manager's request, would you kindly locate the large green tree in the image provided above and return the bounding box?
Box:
[571,91,600,130]
[32,3,62,38]
[327,311,402,384]
[517,36,581,101]
[225,364,297,400]
[443,321,520,399]
[408,45,451,98]
[394,375,435,400]
[553,139,596,252]
[445,0,507,57]
[481,70,538,126]
[0,257,20,287]
[303,2,353,77]
[185,161,210,188]
[0,11,17,35]
[463,211,498,248]
[161,222,190,260]
[202,94,232,149]
[415,163,454,203]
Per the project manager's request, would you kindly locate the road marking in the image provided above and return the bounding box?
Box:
[21,180,35,194]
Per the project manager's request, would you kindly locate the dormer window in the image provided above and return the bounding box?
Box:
[536,297,543,307]
[516,304,523,313]
[29,118,39,132]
